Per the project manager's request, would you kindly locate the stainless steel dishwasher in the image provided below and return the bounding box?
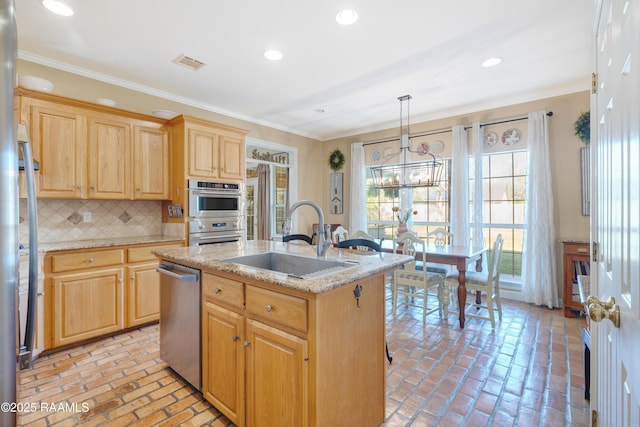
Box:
[157,261,201,390]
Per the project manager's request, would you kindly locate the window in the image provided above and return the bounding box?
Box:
[366,160,452,239]
[471,150,527,279]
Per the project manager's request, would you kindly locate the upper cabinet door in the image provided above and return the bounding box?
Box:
[188,126,219,178]
[133,126,169,200]
[87,115,132,199]
[29,101,86,199]
[219,134,244,180]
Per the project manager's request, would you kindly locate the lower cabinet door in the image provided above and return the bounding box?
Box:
[244,319,308,427]
[202,301,245,426]
[127,261,161,327]
[51,267,124,347]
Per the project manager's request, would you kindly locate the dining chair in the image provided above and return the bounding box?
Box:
[332,226,349,244]
[282,233,315,245]
[443,233,504,327]
[338,230,384,252]
[392,232,444,324]
[424,227,454,276]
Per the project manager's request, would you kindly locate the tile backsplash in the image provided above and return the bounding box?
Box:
[19,199,164,244]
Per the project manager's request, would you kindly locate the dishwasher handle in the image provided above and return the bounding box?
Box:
[157,265,199,282]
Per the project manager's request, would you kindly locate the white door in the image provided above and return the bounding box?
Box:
[592,0,640,425]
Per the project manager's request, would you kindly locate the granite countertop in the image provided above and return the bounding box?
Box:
[154,240,413,294]
[32,235,185,254]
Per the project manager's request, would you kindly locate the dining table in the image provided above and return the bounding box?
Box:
[381,240,487,328]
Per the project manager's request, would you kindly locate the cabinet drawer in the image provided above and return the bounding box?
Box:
[246,285,308,332]
[51,249,125,273]
[203,273,244,309]
[563,242,590,257]
[128,242,182,263]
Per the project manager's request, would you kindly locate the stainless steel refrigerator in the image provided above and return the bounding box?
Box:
[1,2,38,426]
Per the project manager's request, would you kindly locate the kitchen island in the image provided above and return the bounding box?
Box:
[154,240,412,427]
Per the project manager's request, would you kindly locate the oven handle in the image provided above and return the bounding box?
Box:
[189,188,241,197]
[192,234,242,244]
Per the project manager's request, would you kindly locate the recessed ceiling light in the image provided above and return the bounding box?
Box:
[336,9,358,25]
[264,50,283,61]
[481,57,502,67]
[42,0,74,16]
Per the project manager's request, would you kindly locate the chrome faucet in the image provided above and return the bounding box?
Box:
[283,200,332,258]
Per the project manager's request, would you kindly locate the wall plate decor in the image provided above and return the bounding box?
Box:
[430,140,444,154]
[501,128,521,145]
[484,131,498,148]
[371,149,381,162]
[416,142,430,155]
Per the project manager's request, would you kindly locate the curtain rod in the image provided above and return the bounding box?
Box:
[466,111,554,130]
[362,111,554,146]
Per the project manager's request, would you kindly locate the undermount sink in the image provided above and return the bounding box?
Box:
[222,252,360,279]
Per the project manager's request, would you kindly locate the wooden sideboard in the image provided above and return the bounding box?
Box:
[562,241,590,317]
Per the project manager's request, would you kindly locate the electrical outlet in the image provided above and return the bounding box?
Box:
[83,212,92,223]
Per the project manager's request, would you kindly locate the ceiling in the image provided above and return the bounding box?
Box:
[15,0,593,141]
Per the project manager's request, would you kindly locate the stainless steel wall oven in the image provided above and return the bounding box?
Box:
[187,180,244,246]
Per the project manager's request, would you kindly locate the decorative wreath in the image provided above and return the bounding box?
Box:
[328,149,345,171]
[574,111,590,144]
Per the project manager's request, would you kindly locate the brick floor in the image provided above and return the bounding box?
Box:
[17,296,590,426]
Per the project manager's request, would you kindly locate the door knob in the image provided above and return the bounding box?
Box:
[587,295,620,328]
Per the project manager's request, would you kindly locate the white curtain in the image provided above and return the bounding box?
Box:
[522,111,559,308]
[471,122,484,248]
[256,164,271,240]
[450,125,469,245]
[349,142,367,233]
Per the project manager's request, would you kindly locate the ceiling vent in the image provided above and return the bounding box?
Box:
[172,54,206,71]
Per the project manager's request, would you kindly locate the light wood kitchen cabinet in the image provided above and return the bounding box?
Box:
[87,114,132,199]
[133,126,170,199]
[50,247,125,347]
[182,120,245,180]
[127,262,162,327]
[203,300,245,426]
[245,318,308,427]
[126,242,183,327]
[26,98,86,198]
[45,241,183,349]
[201,271,384,427]
[16,88,170,200]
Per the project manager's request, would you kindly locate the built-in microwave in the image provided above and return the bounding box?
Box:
[187,180,244,219]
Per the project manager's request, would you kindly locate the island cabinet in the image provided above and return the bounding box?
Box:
[202,270,386,427]
[44,241,183,349]
[15,88,170,200]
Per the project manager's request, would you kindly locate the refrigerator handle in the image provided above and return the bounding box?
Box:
[17,124,38,370]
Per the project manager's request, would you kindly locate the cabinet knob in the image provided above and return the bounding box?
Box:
[232,335,239,341]
[243,341,250,347]
[214,288,222,295]
[88,258,94,263]
[265,304,272,312]
[89,186,95,191]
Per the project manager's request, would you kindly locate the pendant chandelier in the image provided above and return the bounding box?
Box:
[370,95,443,189]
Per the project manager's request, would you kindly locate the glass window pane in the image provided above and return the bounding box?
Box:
[489,153,513,177]
[513,151,528,175]
[490,201,514,223]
